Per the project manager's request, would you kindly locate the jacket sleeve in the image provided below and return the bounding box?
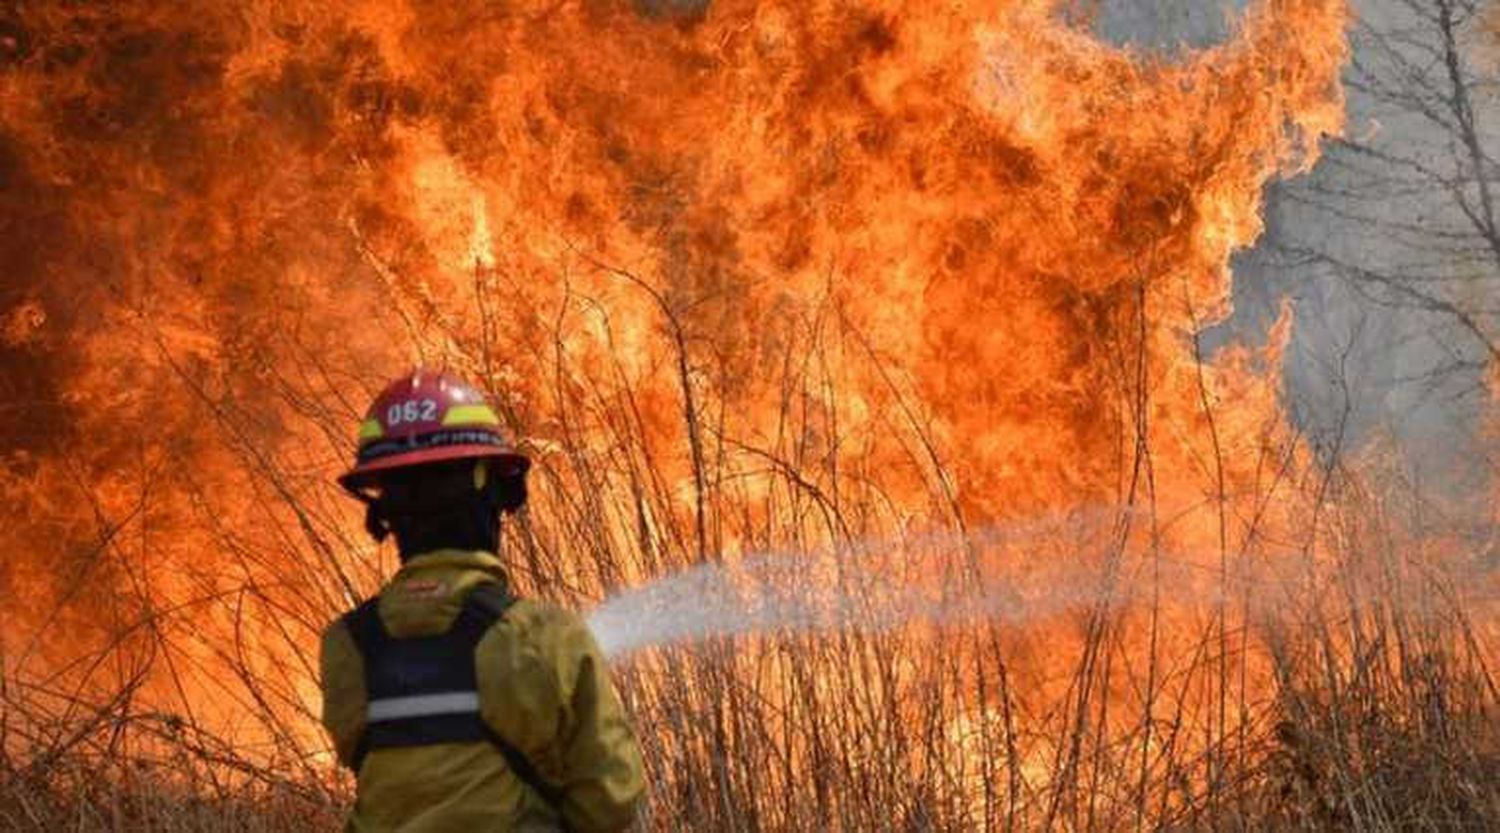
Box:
[477,603,646,833]
[318,618,368,769]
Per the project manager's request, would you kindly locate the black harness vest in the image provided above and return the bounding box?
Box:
[342,583,566,811]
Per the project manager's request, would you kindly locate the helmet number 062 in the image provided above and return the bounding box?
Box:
[388,399,439,426]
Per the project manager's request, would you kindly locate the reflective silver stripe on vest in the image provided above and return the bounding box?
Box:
[367,691,481,723]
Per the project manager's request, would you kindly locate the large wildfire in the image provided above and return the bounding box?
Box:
[3,0,1495,829]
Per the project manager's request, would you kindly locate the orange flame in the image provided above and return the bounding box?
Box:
[0,0,1377,820]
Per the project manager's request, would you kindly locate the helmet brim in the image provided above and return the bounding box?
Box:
[338,445,531,494]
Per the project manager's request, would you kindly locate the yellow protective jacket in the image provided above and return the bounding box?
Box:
[319,550,645,832]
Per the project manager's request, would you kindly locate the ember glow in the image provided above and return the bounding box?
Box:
[17,0,1493,828]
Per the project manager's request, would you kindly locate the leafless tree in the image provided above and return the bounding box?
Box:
[1283,0,1498,390]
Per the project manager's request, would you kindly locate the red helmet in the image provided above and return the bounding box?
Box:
[338,369,529,493]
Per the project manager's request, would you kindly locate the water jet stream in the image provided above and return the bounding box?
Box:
[589,513,1135,658]
[587,513,1497,658]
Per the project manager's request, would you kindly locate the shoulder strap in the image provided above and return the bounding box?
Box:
[464,581,518,621]
[341,597,384,770]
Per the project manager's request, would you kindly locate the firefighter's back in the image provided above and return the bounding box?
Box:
[320,550,644,833]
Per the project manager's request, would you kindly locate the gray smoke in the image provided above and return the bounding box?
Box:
[1094,0,1496,520]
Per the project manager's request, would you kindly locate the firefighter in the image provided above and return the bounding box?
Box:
[319,369,645,832]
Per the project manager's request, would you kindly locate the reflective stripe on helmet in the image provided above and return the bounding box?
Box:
[367,691,480,723]
[442,404,500,426]
[358,419,385,440]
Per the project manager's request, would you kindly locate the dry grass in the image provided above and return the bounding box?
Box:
[4,383,1497,833]
[2,272,1496,833]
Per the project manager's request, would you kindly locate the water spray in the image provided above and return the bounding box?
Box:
[588,512,1137,658]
